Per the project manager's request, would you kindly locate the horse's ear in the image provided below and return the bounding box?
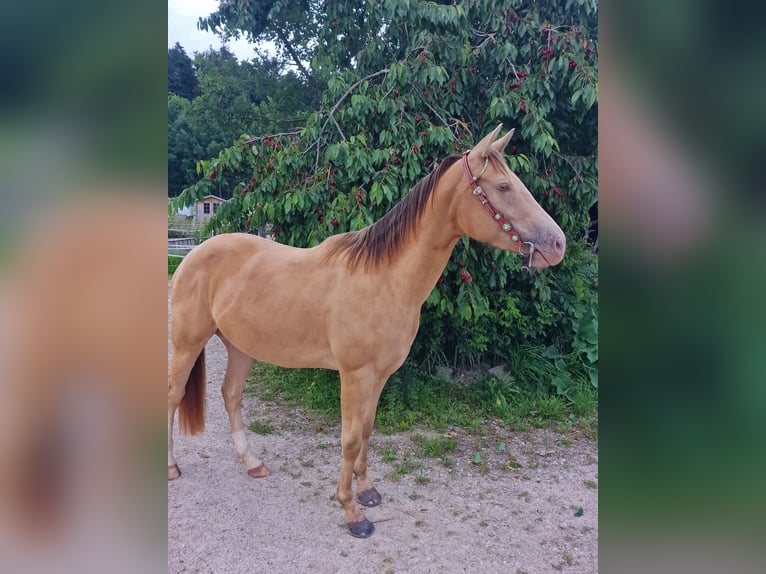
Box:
[490,128,515,154]
[474,124,504,158]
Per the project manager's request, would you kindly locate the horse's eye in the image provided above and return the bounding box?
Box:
[496,183,511,193]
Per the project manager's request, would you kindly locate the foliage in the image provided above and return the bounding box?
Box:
[199,0,319,81]
[168,46,319,197]
[174,0,598,384]
[168,255,183,276]
[168,42,200,99]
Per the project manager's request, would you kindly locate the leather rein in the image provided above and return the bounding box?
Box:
[461,152,535,272]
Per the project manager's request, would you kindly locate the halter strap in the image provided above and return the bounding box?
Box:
[461,152,535,271]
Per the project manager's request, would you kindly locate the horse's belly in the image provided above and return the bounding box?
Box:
[217,321,338,371]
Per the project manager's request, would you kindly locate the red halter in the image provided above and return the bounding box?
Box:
[461,152,535,271]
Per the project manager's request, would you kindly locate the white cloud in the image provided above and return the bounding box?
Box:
[168,0,257,61]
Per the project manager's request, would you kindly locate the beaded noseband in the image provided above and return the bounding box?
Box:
[461,152,535,272]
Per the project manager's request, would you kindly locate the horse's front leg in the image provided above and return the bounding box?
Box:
[336,368,382,538]
[354,415,383,508]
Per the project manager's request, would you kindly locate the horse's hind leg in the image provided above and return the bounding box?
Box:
[168,344,207,480]
[220,336,270,478]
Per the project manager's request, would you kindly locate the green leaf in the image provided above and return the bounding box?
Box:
[472,452,482,465]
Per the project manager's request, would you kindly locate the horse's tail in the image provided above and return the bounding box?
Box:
[178,350,206,435]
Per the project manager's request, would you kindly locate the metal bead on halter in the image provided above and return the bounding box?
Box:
[511,234,519,242]
[501,223,511,232]
[493,213,501,221]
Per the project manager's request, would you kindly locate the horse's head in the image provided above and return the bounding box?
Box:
[456,125,566,269]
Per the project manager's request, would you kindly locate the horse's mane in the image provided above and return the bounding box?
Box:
[321,154,462,271]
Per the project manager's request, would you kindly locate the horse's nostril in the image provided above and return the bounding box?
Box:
[555,238,564,252]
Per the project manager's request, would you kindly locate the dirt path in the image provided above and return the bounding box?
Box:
[168,301,598,574]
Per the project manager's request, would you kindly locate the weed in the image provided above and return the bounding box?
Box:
[396,461,413,476]
[501,455,523,471]
[386,460,413,482]
[248,419,277,435]
[415,467,430,485]
[412,434,457,458]
[584,479,597,490]
[378,447,396,463]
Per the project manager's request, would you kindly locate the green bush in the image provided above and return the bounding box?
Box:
[174,0,598,388]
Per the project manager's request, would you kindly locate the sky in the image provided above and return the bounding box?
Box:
[168,0,258,61]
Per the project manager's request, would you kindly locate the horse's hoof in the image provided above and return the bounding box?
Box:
[168,464,181,480]
[357,487,382,507]
[247,464,271,478]
[347,518,375,538]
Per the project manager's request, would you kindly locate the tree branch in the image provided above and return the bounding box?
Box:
[271,24,312,81]
[312,68,389,172]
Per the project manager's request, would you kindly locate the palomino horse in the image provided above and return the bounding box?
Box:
[167,125,566,538]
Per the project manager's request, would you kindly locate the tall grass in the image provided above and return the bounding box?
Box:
[245,348,597,437]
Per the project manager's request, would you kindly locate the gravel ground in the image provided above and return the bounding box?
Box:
[168,295,598,574]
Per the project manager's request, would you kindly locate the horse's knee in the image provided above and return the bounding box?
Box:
[335,483,353,506]
[341,435,362,458]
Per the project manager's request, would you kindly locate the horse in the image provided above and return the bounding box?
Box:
[167,125,566,538]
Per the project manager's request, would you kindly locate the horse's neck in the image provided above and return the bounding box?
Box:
[383,172,463,306]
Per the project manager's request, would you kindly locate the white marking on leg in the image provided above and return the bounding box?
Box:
[232,429,264,470]
[168,411,177,467]
[232,429,250,457]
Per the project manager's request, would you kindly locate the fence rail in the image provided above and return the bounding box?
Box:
[168,236,199,258]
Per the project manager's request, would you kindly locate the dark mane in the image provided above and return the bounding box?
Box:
[323,154,462,271]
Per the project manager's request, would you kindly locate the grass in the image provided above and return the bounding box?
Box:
[168,255,183,276]
[411,434,458,458]
[244,349,598,438]
[248,419,277,435]
[378,447,396,463]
